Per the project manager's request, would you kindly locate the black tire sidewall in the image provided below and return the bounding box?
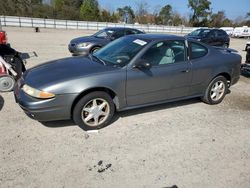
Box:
[73,91,115,130]
[203,76,228,105]
[90,46,100,54]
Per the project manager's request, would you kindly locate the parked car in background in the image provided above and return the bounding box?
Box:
[68,27,144,56]
[0,30,7,44]
[232,26,250,38]
[220,27,234,36]
[187,28,230,48]
[15,34,241,130]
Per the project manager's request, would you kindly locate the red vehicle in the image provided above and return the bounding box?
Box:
[0,30,7,44]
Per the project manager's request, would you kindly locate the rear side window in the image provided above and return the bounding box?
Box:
[126,29,142,35]
[218,30,227,37]
[112,30,125,39]
[190,42,208,59]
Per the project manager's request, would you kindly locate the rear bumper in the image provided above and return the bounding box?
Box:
[14,85,78,122]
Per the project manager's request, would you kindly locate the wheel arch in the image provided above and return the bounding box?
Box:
[90,45,102,53]
[213,72,231,84]
[71,87,119,117]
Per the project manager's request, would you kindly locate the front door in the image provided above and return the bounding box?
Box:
[126,40,192,106]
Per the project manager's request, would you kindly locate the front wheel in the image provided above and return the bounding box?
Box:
[90,46,101,54]
[202,76,228,105]
[73,91,115,130]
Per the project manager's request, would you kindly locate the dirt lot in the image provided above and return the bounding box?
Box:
[0,27,250,188]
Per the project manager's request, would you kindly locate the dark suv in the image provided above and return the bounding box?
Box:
[68,27,144,56]
[187,28,230,48]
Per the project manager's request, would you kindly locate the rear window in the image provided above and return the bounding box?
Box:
[190,42,208,59]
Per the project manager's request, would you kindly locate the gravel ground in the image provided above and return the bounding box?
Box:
[0,27,250,188]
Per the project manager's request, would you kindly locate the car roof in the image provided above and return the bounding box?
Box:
[104,27,140,31]
[129,34,185,41]
[196,28,225,31]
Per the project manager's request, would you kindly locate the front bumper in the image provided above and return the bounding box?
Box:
[241,64,250,75]
[68,44,90,56]
[14,84,78,122]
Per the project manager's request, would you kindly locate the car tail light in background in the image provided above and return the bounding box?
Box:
[0,31,7,44]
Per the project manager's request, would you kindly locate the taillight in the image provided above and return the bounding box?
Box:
[0,62,6,75]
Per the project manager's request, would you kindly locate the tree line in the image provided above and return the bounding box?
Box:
[0,0,249,27]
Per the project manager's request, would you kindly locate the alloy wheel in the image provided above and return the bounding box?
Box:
[210,81,225,101]
[81,98,110,127]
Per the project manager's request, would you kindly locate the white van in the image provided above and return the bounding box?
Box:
[220,27,234,35]
[232,26,250,38]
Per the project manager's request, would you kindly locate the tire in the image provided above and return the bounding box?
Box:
[202,76,228,105]
[0,75,15,92]
[73,91,115,130]
[223,43,229,48]
[90,46,100,54]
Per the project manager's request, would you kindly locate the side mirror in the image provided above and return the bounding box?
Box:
[133,59,152,69]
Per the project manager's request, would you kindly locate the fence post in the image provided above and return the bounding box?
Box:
[0,16,2,30]
[31,18,33,28]
[19,17,21,27]
[66,20,67,29]
[44,18,46,28]
[4,16,6,26]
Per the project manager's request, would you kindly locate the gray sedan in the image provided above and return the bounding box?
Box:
[14,34,241,130]
[68,27,144,56]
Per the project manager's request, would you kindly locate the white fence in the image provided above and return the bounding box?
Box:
[0,15,194,34]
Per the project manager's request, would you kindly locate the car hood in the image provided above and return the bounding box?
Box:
[23,56,115,89]
[70,36,106,44]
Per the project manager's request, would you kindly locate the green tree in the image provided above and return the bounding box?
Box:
[222,18,233,27]
[172,12,183,26]
[79,0,100,21]
[135,1,148,24]
[159,4,173,25]
[117,6,135,23]
[210,11,226,27]
[188,0,211,26]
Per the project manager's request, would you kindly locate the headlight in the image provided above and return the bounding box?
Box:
[77,42,90,48]
[22,84,55,99]
[197,39,201,41]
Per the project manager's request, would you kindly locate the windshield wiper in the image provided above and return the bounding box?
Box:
[91,54,106,65]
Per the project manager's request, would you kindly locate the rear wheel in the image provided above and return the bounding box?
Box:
[222,43,229,48]
[73,91,115,130]
[202,76,228,105]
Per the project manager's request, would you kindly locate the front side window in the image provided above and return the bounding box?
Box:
[93,29,114,38]
[190,42,208,59]
[94,37,149,67]
[141,40,185,66]
[189,29,211,38]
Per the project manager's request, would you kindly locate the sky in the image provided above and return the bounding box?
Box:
[98,0,250,20]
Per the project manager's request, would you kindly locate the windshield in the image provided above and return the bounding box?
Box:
[94,37,149,67]
[93,29,114,38]
[189,29,210,37]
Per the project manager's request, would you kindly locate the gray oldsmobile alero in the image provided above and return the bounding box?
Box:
[14,34,241,130]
